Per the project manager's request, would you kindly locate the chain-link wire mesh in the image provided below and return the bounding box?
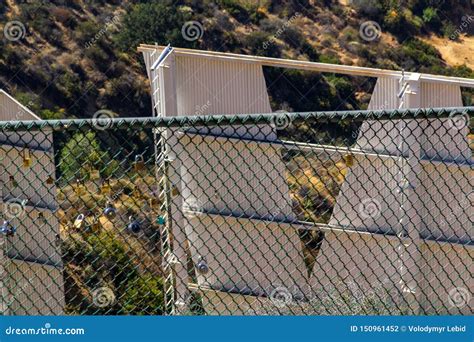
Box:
[0,107,472,316]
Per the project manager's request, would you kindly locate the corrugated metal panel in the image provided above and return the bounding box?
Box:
[185,214,308,297]
[175,55,276,141]
[418,242,473,314]
[5,259,64,315]
[418,83,468,160]
[310,230,402,299]
[337,78,470,238]
[142,49,473,315]
[1,146,56,208]
[311,231,473,314]
[357,79,468,161]
[178,134,294,219]
[142,50,153,79]
[198,288,271,315]
[0,90,39,121]
[0,91,51,150]
[0,130,53,151]
[200,238,474,315]
[0,90,64,316]
[196,287,312,315]
[331,75,471,311]
[175,55,271,115]
[357,77,402,155]
[367,77,400,111]
[5,206,61,265]
[418,163,473,244]
[141,49,158,80]
[329,154,403,234]
[420,82,462,107]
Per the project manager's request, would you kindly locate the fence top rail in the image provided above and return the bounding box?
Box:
[0,107,472,132]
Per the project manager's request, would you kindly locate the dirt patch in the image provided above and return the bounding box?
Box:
[422,34,474,69]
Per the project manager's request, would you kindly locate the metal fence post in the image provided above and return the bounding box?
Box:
[397,75,422,314]
[0,233,10,315]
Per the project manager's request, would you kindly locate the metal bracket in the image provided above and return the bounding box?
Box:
[150,44,173,70]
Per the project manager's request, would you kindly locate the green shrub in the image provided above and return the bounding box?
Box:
[97,74,150,117]
[422,7,442,32]
[326,75,355,101]
[383,11,412,41]
[75,20,102,46]
[318,54,341,64]
[400,38,442,69]
[202,23,240,51]
[55,71,82,104]
[59,131,118,182]
[245,31,281,58]
[265,68,335,112]
[441,20,458,39]
[115,2,195,51]
[281,25,306,49]
[51,7,78,29]
[85,45,110,72]
[0,45,28,77]
[19,4,62,46]
[13,91,42,114]
[63,230,164,315]
[352,0,385,22]
[261,18,284,35]
[39,108,65,120]
[216,0,250,23]
[120,275,164,315]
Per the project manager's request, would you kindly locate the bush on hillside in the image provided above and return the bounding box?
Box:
[59,131,120,182]
[115,2,196,51]
[245,31,282,58]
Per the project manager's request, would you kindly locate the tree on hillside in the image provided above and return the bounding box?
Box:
[115,2,197,51]
[59,131,119,182]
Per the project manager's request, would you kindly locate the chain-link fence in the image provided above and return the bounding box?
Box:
[0,107,472,316]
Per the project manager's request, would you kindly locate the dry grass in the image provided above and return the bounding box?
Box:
[422,34,474,69]
[287,153,348,223]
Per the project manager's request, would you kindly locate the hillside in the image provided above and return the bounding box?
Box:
[0,0,473,120]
